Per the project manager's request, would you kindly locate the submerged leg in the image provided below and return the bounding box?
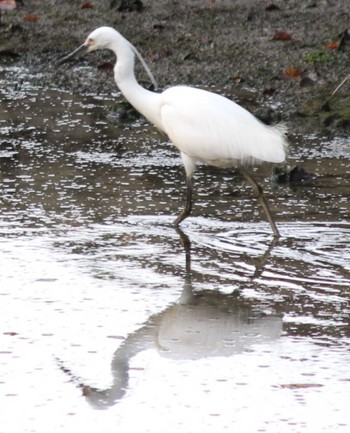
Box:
[174,176,193,226]
[242,170,280,238]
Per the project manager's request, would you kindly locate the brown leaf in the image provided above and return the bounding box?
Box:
[23,15,38,22]
[273,31,293,41]
[81,2,94,9]
[265,3,279,11]
[327,30,350,50]
[326,42,339,49]
[282,68,303,80]
[231,75,243,84]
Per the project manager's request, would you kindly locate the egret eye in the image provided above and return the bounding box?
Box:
[85,37,95,50]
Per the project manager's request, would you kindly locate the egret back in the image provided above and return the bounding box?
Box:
[160,86,288,169]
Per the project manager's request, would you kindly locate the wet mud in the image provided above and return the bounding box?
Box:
[1,0,350,135]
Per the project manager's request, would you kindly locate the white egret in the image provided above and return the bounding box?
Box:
[59,26,288,237]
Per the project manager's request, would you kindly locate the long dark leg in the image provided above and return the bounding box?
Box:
[241,170,280,238]
[174,176,193,226]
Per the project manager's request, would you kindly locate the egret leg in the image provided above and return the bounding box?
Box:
[174,176,193,226]
[241,170,280,238]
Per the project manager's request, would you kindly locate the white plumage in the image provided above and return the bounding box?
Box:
[59,26,288,236]
[160,86,287,173]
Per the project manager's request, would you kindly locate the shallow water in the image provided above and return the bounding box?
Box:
[1,66,350,433]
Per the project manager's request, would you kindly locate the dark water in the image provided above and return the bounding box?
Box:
[1,66,350,432]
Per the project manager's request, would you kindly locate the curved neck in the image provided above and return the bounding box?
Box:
[110,37,162,130]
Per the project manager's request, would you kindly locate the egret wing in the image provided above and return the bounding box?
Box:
[160,86,287,167]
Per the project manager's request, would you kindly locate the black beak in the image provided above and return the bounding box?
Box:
[57,44,88,66]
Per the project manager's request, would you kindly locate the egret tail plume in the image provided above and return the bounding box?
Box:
[129,42,158,90]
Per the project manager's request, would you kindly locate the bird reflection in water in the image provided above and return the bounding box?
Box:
[57,229,282,409]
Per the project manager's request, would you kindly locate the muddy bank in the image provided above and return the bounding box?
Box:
[1,0,350,136]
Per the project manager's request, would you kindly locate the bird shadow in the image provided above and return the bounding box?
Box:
[56,226,281,409]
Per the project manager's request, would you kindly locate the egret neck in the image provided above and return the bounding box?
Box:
[110,36,163,131]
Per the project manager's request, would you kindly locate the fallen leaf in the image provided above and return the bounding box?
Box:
[281,68,302,80]
[284,68,302,76]
[231,75,243,84]
[116,0,144,13]
[326,42,339,49]
[81,2,93,9]
[23,14,38,22]
[327,30,350,50]
[273,31,293,41]
[153,23,165,31]
[265,3,279,11]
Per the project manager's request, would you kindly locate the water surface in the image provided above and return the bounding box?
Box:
[1,66,350,433]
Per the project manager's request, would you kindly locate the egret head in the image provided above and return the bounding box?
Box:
[84,27,117,52]
[57,26,158,89]
[57,27,117,65]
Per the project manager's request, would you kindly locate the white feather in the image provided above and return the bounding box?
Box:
[160,86,287,174]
